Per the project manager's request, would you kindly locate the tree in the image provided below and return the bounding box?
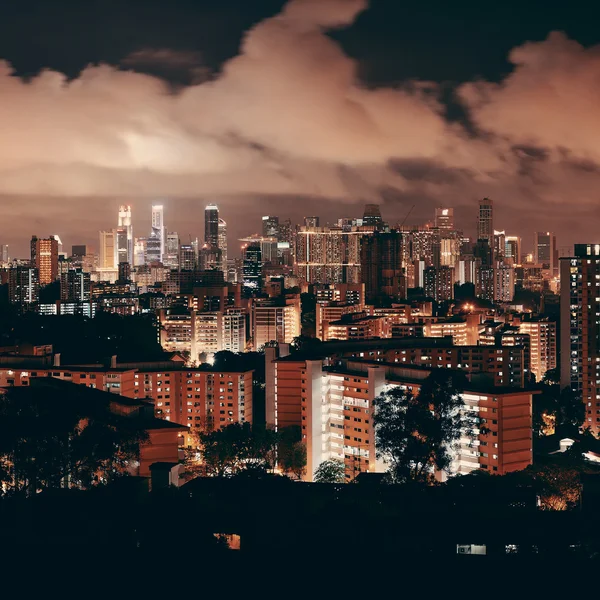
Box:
[277,426,307,480]
[314,459,346,483]
[532,378,584,438]
[199,422,278,477]
[0,384,147,496]
[373,369,472,485]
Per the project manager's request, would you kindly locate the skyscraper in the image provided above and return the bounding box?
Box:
[435,208,454,230]
[304,216,320,228]
[0,244,9,263]
[117,205,133,265]
[560,244,600,435]
[362,204,384,229]
[218,218,228,272]
[8,266,39,307]
[243,244,262,295]
[505,236,521,264]
[477,198,494,249]
[147,204,166,263]
[99,231,116,269]
[165,232,180,268]
[262,216,279,239]
[205,204,219,247]
[60,269,91,301]
[360,231,405,302]
[30,235,59,286]
[534,231,558,276]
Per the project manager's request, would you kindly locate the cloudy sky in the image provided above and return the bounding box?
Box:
[1,0,600,256]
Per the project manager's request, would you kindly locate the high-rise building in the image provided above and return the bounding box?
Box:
[505,236,521,264]
[494,264,515,302]
[117,205,134,265]
[99,231,116,269]
[262,216,279,239]
[165,232,180,269]
[179,244,196,271]
[534,232,558,276]
[423,266,455,301]
[251,296,301,348]
[8,266,39,307]
[560,244,600,435]
[360,231,405,302]
[362,204,384,229]
[295,227,362,284]
[134,238,147,266]
[147,205,166,263]
[30,235,59,286]
[60,269,91,302]
[477,198,494,251]
[434,208,454,230]
[519,319,557,383]
[242,244,262,295]
[218,218,228,272]
[304,216,320,228]
[0,244,9,263]
[493,230,506,261]
[205,204,219,247]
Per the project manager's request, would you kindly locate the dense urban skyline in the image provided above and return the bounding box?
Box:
[1,0,600,251]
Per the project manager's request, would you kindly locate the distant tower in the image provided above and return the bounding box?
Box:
[117,205,134,265]
[30,235,59,286]
[362,204,383,228]
[262,216,279,239]
[435,208,454,230]
[205,204,219,247]
[304,216,320,228]
[477,198,494,247]
[218,218,228,272]
[147,204,166,263]
[534,232,558,276]
[242,244,262,296]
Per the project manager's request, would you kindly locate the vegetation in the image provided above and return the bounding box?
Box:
[0,385,147,496]
[373,369,473,484]
[314,459,346,483]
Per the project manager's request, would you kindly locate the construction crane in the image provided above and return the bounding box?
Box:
[399,204,415,229]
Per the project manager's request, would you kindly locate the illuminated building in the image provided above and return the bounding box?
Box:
[179,244,196,271]
[8,266,39,307]
[266,352,533,481]
[147,205,166,263]
[30,235,59,285]
[262,215,279,238]
[242,244,262,295]
[304,216,319,228]
[534,231,558,276]
[360,231,405,302]
[134,238,147,266]
[362,204,384,229]
[117,205,134,265]
[316,303,364,340]
[60,269,91,301]
[493,230,506,261]
[423,266,455,301]
[505,236,521,265]
[560,244,600,434]
[251,296,301,348]
[477,197,494,253]
[323,311,388,341]
[434,207,454,230]
[164,232,180,269]
[218,218,228,272]
[519,319,557,383]
[204,204,219,247]
[494,264,515,302]
[295,226,362,284]
[314,283,365,306]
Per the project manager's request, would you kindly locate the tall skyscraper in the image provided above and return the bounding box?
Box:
[534,232,558,276]
[117,205,134,265]
[435,208,454,230]
[262,216,279,239]
[505,236,521,264]
[0,244,9,263]
[295,227,362,284]
[243,244,263,295]
[218,218,228,272]
[493,230,506,261]
[360,231,405,301]
[147,204,166,263]
[165,232,180,268]
[560,244,600,435]
[30,235,59,286]
[99,231,116,269]
[362,204,384,229]
[304,216,320,228]
[477,198,494,249]
[205,204,219,247]
[423,266,455,301]
[60,269,91,302]
[8,266,39,307]
[179,244,196,270]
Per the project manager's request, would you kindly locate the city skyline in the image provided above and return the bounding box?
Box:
[1,0,600,250]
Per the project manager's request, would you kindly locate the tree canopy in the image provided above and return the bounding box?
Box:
[373,369,472,485]
[314,459,346,484]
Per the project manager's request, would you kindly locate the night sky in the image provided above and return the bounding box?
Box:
[1,0,600,255]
